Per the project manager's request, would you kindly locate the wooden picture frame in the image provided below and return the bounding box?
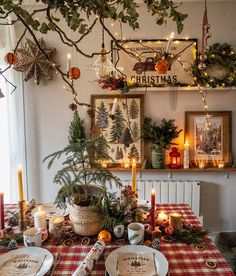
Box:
[185,111,232,167]
[112,39,198,87]
[91,94,144,167]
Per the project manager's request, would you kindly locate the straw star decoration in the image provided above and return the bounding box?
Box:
[14,38,57,85]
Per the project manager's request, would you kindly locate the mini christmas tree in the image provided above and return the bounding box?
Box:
[128,144,140,160]
[132,121,139,140]
[109,104,125,143]
[129,99,139,119]
[96,101,108,130]
[68,110,86,144]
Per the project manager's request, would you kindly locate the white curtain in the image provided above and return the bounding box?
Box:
[0,21,27,202]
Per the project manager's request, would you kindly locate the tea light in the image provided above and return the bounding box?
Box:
[101,162,108,168]
[157,211,168,225]
[169,212,182,230]
[218,160,224,169]
[34,207,47,229]
[198,160,205,169]
[49,215,65,241]
[124,162,130,169]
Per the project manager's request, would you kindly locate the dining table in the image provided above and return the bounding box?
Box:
[0,203,234,276]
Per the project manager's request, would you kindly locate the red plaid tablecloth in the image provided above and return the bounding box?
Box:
[1,204,234,276]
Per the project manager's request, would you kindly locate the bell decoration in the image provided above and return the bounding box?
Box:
[4,52,18,65]
[155,58,169,74]
[69,67,81,80]
[169,147,182,169]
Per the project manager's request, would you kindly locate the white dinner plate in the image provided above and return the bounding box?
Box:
[0,247,53,276]
[105,245,168,276]
[32,204,69,219]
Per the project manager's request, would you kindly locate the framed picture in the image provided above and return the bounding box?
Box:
[112,39,197,87]
[185,111,232,167]
[91,95,144,166]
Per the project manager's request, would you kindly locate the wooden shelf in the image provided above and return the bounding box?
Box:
[107,167,236,173]
[129,86,236,92]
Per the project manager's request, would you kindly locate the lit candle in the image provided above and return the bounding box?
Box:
[124,162,130,169]
[0,193,4,229]
[199,160,205,169]
[218,160,224,169]
[157,211,168,224]
[111,98,118,115]
[49,215,65,241]
[101,161,108,168]
[17,166,24,201]
[132,158,137,193]
[183,141,190,169]
[34,207,47,229]
[169,212,182,230]
[67,53,71,73]
[151,189,156,231]
[166,32,175,53]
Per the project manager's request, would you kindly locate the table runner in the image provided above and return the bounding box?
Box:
[1,204,234,275]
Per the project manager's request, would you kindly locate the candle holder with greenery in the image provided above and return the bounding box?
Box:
[44,110,122,236]
[143,117,182,169]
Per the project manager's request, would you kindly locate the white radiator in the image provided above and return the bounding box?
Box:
[119,180,200,217]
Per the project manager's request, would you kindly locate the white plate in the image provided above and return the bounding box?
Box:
[105,245,168,276]
[32,204,69,219]
[0,247,53,276]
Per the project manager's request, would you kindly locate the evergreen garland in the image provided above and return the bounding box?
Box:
[193,43,236,88]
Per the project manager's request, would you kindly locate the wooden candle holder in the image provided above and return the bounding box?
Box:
[18,200,26,232]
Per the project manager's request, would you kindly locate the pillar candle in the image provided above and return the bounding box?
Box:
[132,158,137,194]
[169,212,182,230]
[157,211,168,225]
[34,207,47,229]
[183,141,190,169]
[49,216,65,241]
[17,166,24,201]
[151,189,155,231]
[0,193,4,229]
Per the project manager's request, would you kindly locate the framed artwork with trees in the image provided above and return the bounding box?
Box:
[91,95,144,167]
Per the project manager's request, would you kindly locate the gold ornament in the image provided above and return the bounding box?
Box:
[97,230,112,244]
[14,38,57,85]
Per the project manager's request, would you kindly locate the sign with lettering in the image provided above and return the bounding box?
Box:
[112,39,197,87]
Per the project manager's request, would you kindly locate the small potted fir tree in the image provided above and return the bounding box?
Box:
[44,110,121,236]
[143,117,182,169]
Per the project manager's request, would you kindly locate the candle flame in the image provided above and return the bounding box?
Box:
[170,32,175,39]
[132,158,136,164]
[67,53,71,59]
[17,165,22,172]
[151,188,155,195]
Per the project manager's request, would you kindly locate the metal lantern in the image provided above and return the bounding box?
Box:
[169,147,181,169]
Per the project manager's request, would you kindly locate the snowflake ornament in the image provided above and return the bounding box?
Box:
[14,38,57,85]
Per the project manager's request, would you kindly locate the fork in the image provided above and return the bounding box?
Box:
[50,252,61,276]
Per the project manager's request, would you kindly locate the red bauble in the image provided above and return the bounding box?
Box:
[164,225,175,235]
[69,67,81,79]
[155,59,169,74]
[4,52,17,65]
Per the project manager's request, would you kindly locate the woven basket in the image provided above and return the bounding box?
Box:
[69,204,103,236]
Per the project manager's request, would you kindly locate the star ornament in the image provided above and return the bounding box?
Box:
[14,38,57,85]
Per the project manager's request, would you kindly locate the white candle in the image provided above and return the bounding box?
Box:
[183,141,190,169]
[111,98,118,115]
[169,212,182,230]
[67,53,71,72]
[34,207,47,229]
[166,32,175,53]
[157,211,168,224]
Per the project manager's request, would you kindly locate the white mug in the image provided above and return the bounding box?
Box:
[23,227,48,247]
[128,222,144,245]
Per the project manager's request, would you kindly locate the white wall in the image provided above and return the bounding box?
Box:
[19,1,236,232]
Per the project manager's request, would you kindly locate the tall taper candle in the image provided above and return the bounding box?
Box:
[17,166,24,201]
[151,189,156,231]
[0,193,4,229]
[132,158,137,194]
[166,32,175,53]
[67,53,71,73]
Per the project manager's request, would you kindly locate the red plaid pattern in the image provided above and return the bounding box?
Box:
[0,204,234,276]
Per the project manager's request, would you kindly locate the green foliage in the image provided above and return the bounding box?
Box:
[0,0,187,35]
[68,110,86,145]
[109,104,125,143]
[143,117,182,149]
[192,43,236,88]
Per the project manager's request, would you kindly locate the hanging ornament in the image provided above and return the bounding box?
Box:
[4,52,18,65]
[155,58,169,74]
[97,230,112,244]
[14,38,57,85]
[69,67,81,80]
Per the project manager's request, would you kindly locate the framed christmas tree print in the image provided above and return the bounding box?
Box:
[91,95,144,167]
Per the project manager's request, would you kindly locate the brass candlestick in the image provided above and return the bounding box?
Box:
[18,200,26,232]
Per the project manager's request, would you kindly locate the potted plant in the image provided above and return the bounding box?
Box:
[143,117,182,169]
[44,110,121,236]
